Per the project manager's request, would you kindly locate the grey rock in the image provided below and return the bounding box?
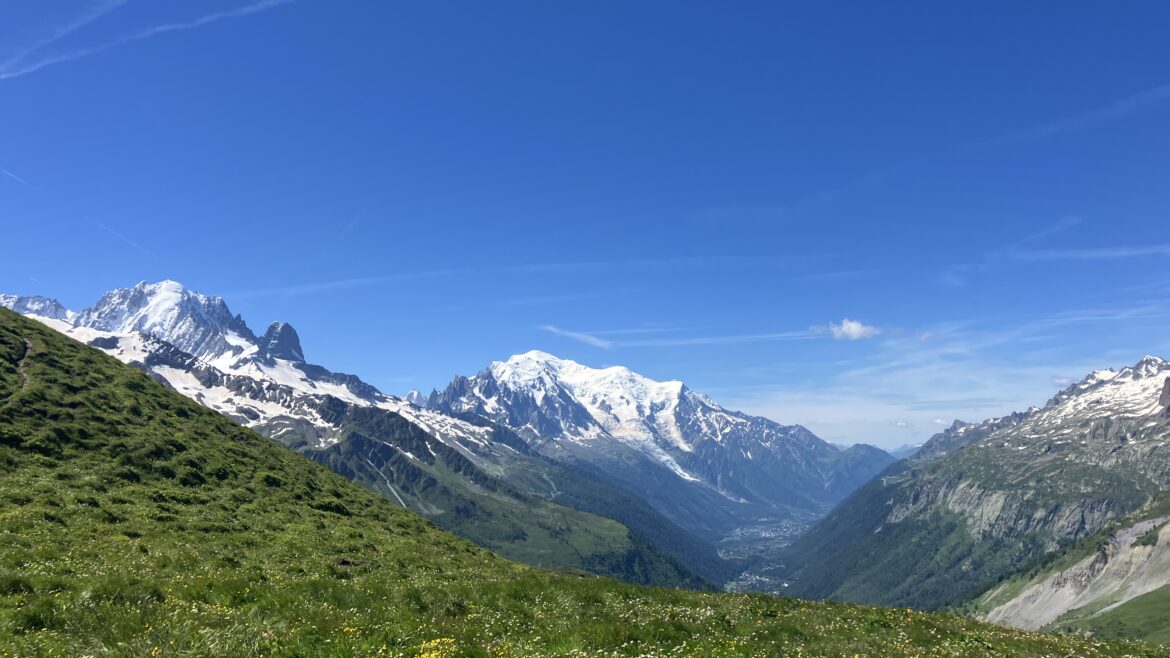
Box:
[259,322,305,362]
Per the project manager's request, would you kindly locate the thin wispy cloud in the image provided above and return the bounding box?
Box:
[337,214,361,238]
[1021,215,1084,242]
[0,0,296,81]
[938,216,1170,286]
[226,269,470,300]
[224,256,762,301]
[622,331,814,347]
[1015,304,1170,333]
[91,220,153,256]
[537,325,615,349]
[498,289,641,308]
[539,325,815,349]
[1114,278,1170,296]
[721,302,1170,447]
[687,74,1170,244]
[1006,245,1170,262]
[797,268,882,282]
[834,305,1166,385]
[0,0,128,74]
[507,256,750,275]
[983,81,1170,147]
[0,169,30,186]
[706,82,1170,231]
[693,159,926,227]
[589,325,687,337]
[89,217,152,254]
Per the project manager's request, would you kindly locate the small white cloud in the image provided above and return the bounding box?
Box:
[891,420,912,428]
[932,418,949,426]
[1051,376,1076,387]
[827,318,880,341]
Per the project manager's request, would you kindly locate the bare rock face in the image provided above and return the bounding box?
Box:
[1161,377,1170,411]
[260,321,305,362]
[981,516,1170,630]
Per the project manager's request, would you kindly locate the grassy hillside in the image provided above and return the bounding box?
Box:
[413,411,740,585]
[1,308,1167,657]
[305,411,705,589]
[1078,585,1170,644]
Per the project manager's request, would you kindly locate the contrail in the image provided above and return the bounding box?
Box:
[0,0,129,75]
[0,169,30,186]
[537,325,615,349]
[92,220,154,256]
[0,0,296,82]
[980,81,1170,147]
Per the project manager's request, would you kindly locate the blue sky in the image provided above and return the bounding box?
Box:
[2,1,1169,447]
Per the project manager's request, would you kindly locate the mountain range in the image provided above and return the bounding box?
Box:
[426,350,894,587]
[3,304,1144,657]
[8,279,1170,643]
[1,279,894,590]
[777,352,1170,639]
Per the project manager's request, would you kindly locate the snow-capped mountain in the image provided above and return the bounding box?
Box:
[2,281,497,454]
[0,281,732,585]
[0,294,75,322]
[889,443,924,459]
[72,280,255,364]
[428,351,894,545]
[1045,355,1170,418]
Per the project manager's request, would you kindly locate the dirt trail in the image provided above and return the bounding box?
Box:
[0,338,33,409]
[16,338,32,390]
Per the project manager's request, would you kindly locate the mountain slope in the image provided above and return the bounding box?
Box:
[303,405,704,586]
[780,356,1170,611]
[429,350,895,584]
[1,283,707,587]
[2,307,1165,658]
[967,490,1170,641]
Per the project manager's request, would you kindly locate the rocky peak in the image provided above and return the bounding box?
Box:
[1124,355,1168,379]
[259,322,305,362]
[914,414,1033,462]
